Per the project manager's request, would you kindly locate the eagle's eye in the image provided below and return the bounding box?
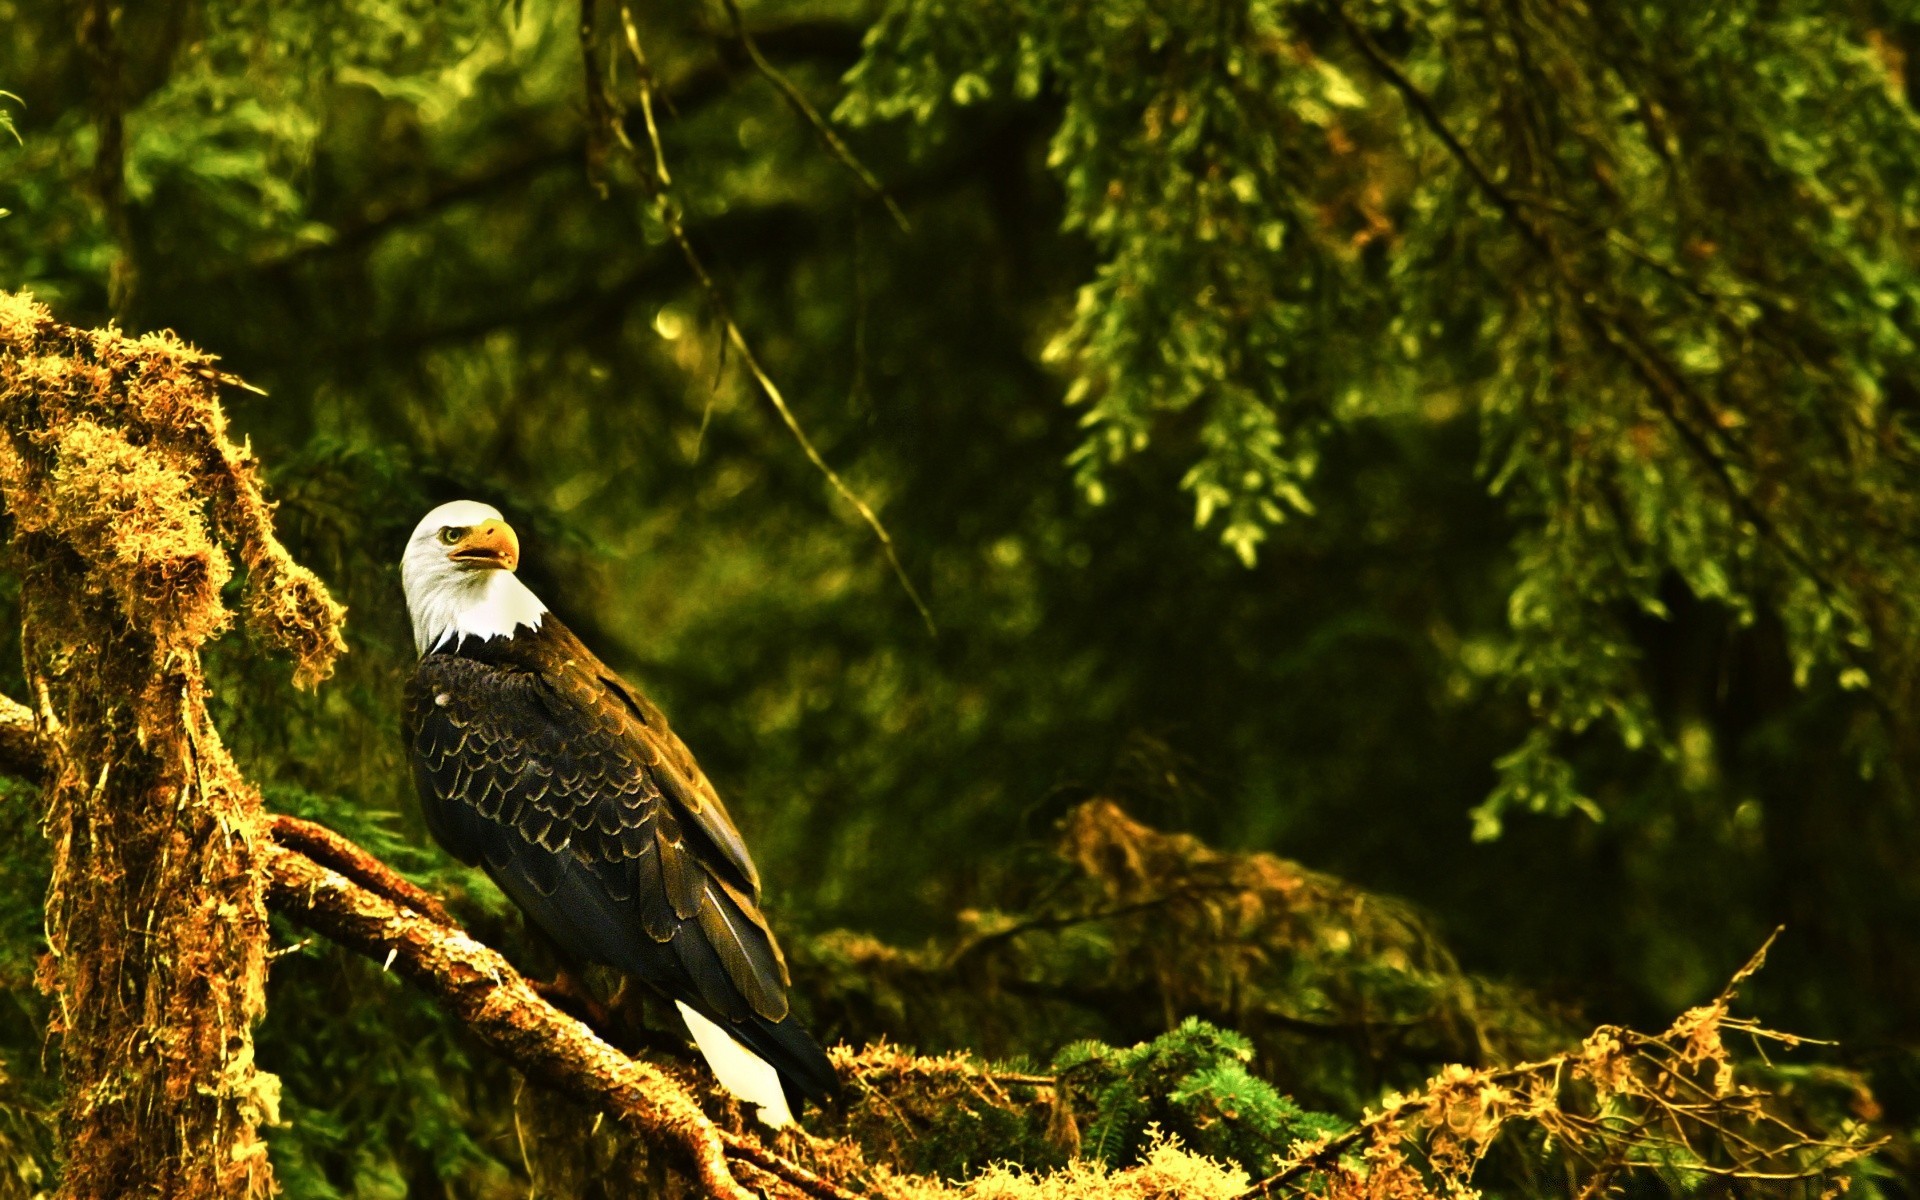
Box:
[438,526,468,545]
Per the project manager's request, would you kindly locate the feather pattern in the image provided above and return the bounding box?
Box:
[403,614,836,1119]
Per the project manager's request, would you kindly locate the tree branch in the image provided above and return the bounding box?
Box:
[709,0,909,231]
[265,842,860,1200]
[0,691,46,784]
[0,699,855,1200]
[264,812,453,925]
[262,844,763,1200]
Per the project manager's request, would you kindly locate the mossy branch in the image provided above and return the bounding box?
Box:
[265,812,454,926]
[263,843,773,1200]
[0,705,849,1200]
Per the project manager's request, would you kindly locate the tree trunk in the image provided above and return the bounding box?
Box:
[0,292,344,1199]
[24,542,278,1198]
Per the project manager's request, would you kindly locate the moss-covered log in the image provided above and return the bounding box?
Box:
[0,292,344,1199]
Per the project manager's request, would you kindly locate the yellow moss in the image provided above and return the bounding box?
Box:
[869,1133,1247,1200]
[0,288,346,687]
[43,419,233,651]
[241,553,348,689]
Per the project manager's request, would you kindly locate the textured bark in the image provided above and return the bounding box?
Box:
[266,813,453,925]
[0,292,344,1200]
[23,555,279,1199]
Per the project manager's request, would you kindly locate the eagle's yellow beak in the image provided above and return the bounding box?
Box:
[450,519,520,572]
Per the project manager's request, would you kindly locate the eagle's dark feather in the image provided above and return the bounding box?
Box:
[403,616,837,1109]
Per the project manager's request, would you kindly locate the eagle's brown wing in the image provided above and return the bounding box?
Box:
[403,618,835,1104]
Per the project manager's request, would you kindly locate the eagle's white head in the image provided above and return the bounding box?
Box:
[401,500,548,656]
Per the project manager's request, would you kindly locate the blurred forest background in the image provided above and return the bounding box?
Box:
[2,0,1919,1195]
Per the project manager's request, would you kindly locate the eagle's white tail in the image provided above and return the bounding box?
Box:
[676,1000,794,1128]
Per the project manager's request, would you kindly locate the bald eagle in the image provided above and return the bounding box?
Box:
[400,500,837,1126]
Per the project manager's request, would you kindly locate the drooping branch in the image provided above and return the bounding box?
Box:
[1326,0,1842,610]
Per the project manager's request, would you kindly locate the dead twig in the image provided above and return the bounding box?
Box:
[1232,928,1878,1200]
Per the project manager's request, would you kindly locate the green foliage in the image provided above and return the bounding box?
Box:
[842,0,1366,567]
[842,0,1920,839]
[1054,1018,1346,1176]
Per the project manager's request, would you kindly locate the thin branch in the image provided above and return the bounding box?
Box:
[1715,926,1781,1002]
[595,3,936,635]
[717,1133,861,1200]
[679,228,938,636]
[618,6,673,186]
[712,0,910,232]
[265,813,452,925]
[942,884,1243,969]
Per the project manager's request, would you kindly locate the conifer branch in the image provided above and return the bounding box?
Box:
[1328,0,1845,612]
